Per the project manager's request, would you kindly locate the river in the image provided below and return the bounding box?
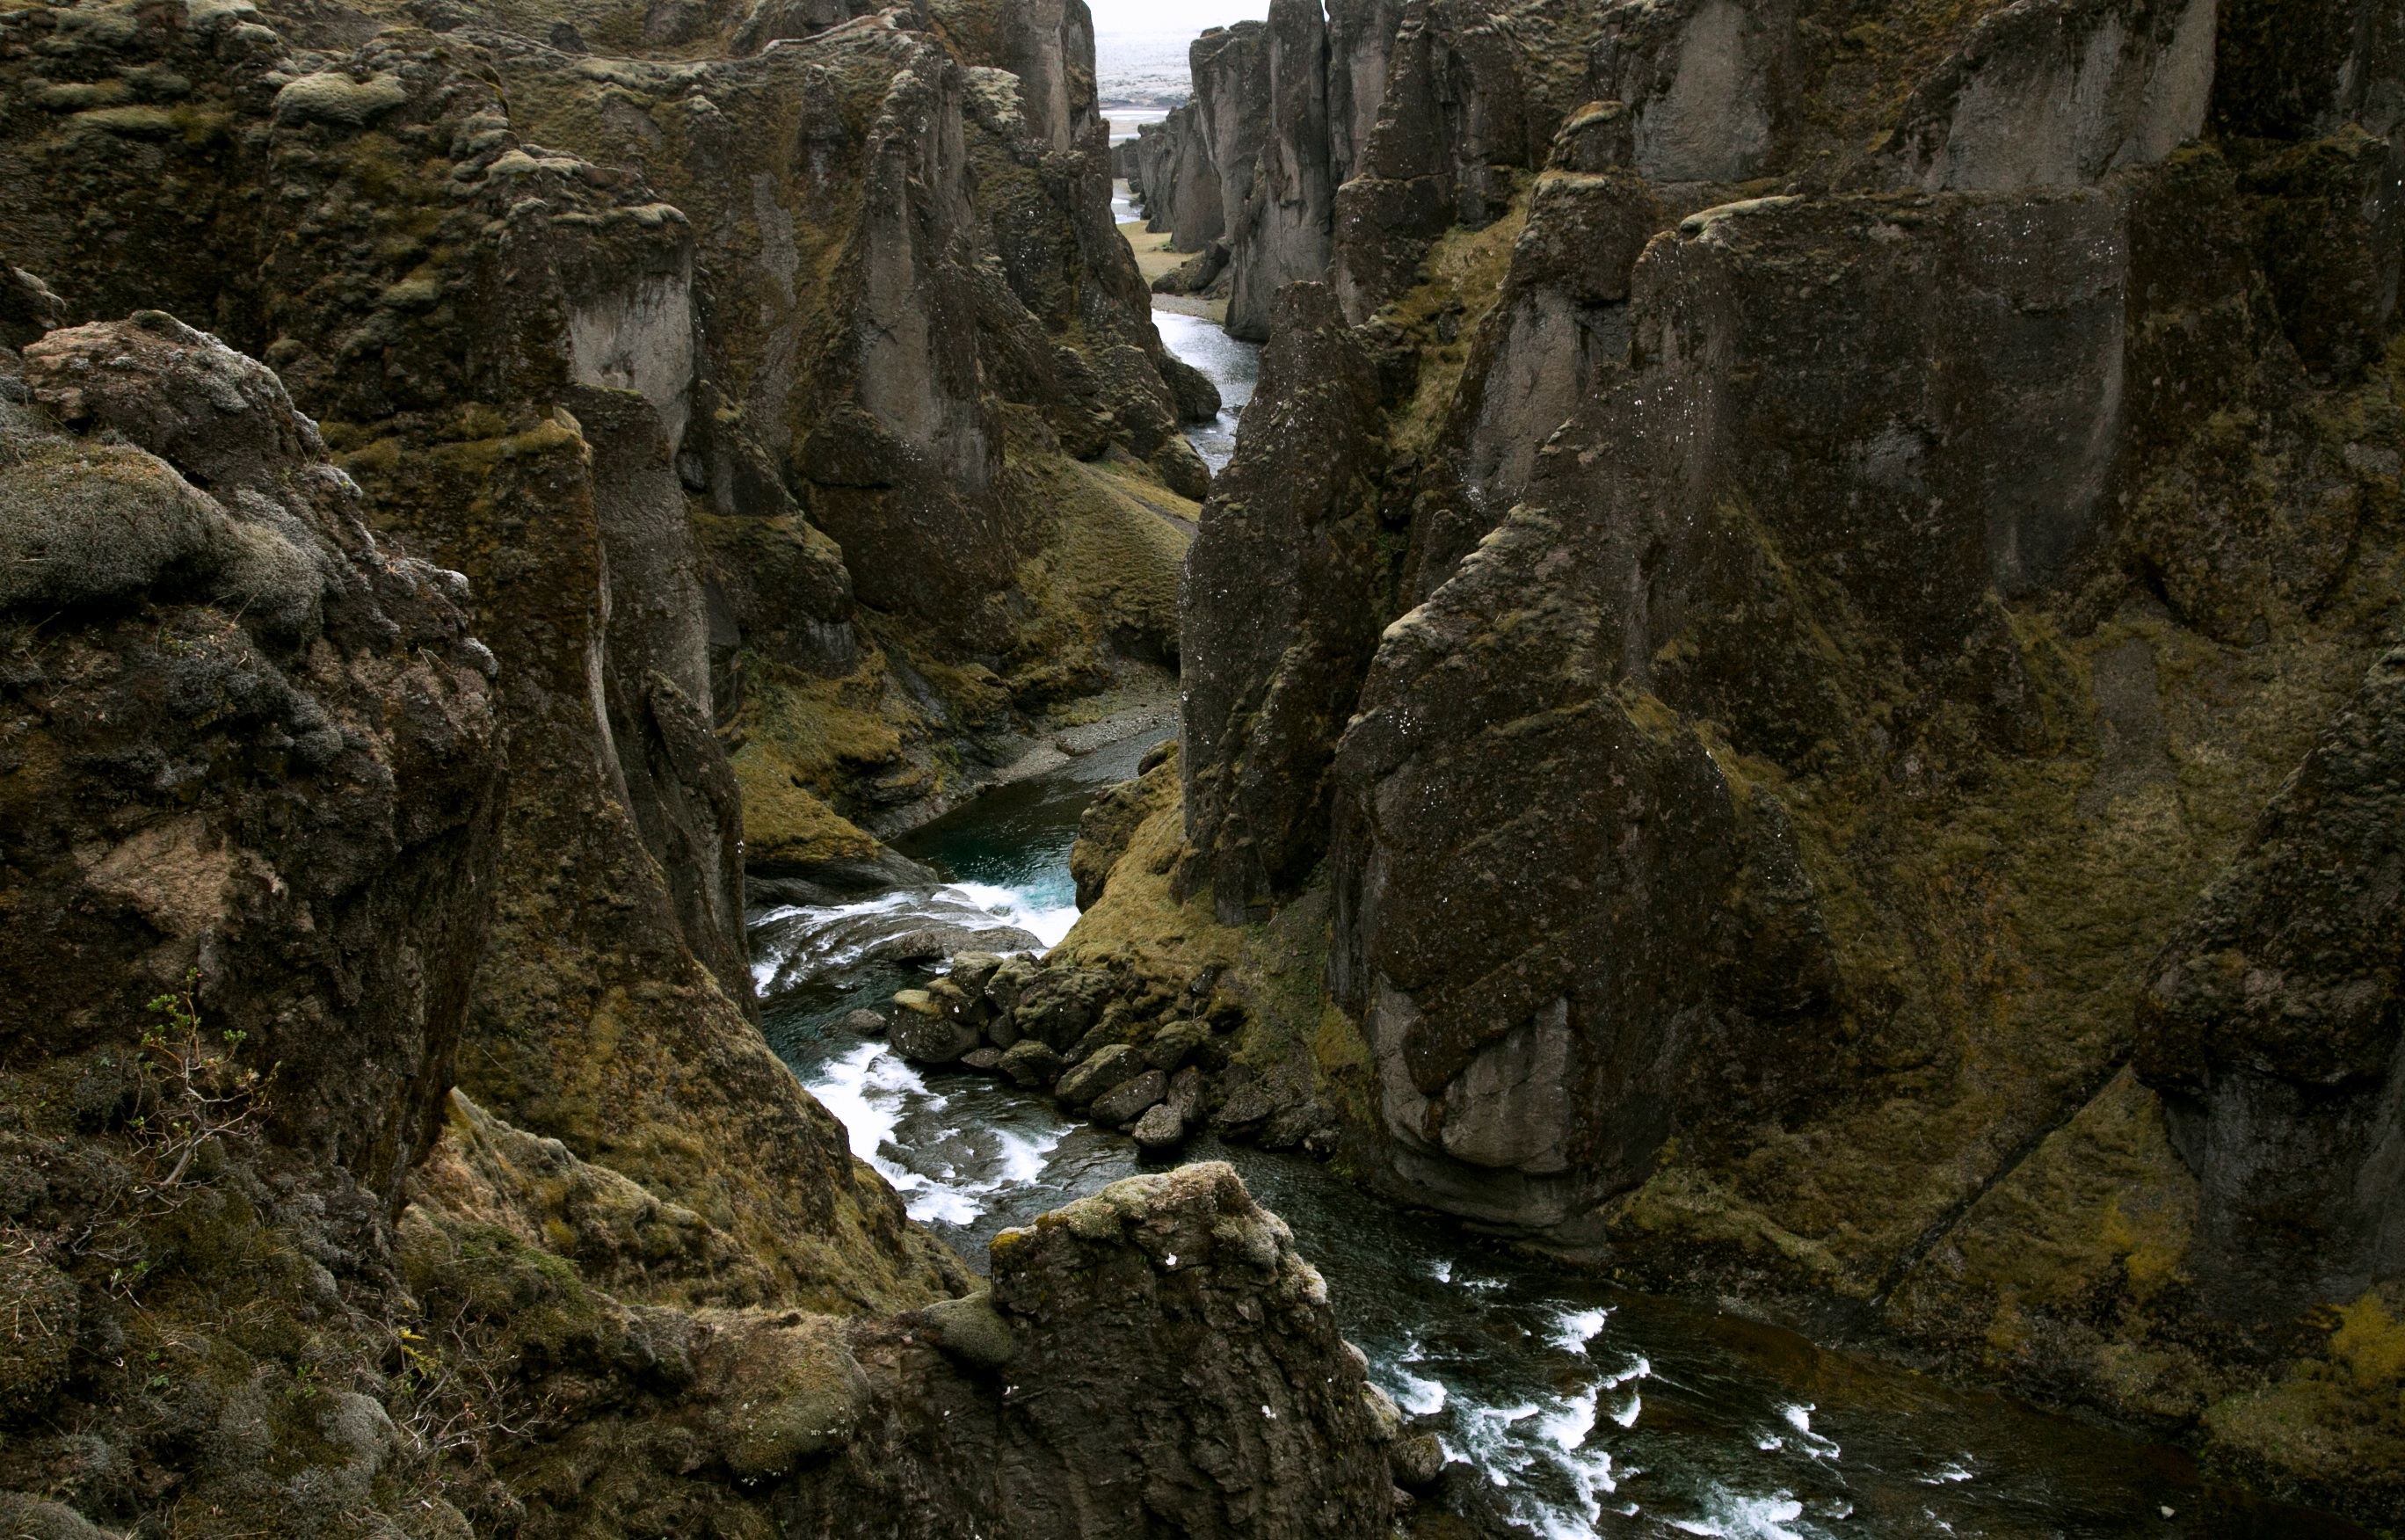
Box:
[743,312,2369,1540]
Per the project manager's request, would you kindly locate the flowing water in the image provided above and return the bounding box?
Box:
[1153,308,1257,473]
[1109,178,1262,475]
[740,319,2368,1538]
[748,736,2367,1540]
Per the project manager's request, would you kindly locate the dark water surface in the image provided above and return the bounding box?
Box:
[749,737,2365,1540]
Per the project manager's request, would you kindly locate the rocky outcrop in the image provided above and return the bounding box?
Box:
[2,311,500,1217]
[1144,100,1232,251]
[0,316,503,1534]
[1225,0,1337,340]
[781,1163,1395,1538]
[403,1139,1393,1537]
[1181,284,1386,924]
[2135,645,2405,1328]
[1095,0,2405,1522]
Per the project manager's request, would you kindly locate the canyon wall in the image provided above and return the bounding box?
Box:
[1068,0,2405,1523]
[0,0,1397,1530]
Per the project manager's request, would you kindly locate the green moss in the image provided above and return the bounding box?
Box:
[731,745,883,868]
[1377,178,1534,461]
[731,651,915,817]
[2202,1284,2405,1507]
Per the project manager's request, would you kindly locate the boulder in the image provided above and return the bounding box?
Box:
[1145,1019,1212,1072]
[1000,1039,1067,1090]
[1014,967,1117,1049]
[985,955,1041,1019]
[1057,1042,1145,1107]
[948,952,1006,996]
[960,1048,1006,1074]
[1166,1065,1206,1127]
[1391,1431,1445,1489]
[1092,1069,1170,1127]
[1214,1079,1275,1133]
[1131,1102,1188,1151]
[839,1008,888,1036]
[891,991,981,1064]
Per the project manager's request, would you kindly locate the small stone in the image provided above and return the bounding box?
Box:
[999,1038,1065,1089]
[1091,1068,1168,1126]
[1131,1101,1186,1150]
[839,1008,885,1036]
[1056,1042,1144,1106]
[960,1047,1004,1072]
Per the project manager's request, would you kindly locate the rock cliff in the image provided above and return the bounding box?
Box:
[0,318,1389,1532]
[0,0,1393,1529]
[1073,0,2405,1523]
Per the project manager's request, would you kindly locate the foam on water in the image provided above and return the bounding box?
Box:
[942,880,1079,948]
[1778,1404,1841,1463]
[1671,1489,1813,1540]
[1389,1367,1447,1417]
[810,1041,951,1217]
[807,1040,1071,1225]
[1551,1305,1611,1354]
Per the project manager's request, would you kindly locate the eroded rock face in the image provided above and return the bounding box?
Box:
[1225,0,1335,341]
[1592,0,1802,185]
[3,316,500,1201]
[1181,284,1387,924]
[2136,646,2405,1327]
[0,316,499,1532]
[1889,0,2217,192]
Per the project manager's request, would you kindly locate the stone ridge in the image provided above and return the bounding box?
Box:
[1076,0,2405,1524]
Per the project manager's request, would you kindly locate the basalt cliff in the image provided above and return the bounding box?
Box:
[0,0,1402,1530]
[1069,0,2405,1524]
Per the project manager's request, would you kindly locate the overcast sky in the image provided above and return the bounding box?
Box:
[1091,0,1268,40]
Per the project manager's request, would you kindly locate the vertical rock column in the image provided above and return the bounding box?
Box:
[1180,284,1387,924]
[1227,0,1336,341]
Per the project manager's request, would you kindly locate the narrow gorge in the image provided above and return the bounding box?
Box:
[0,0,2400,1532]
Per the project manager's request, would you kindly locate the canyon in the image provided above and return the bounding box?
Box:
[0,0,2400,1530]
